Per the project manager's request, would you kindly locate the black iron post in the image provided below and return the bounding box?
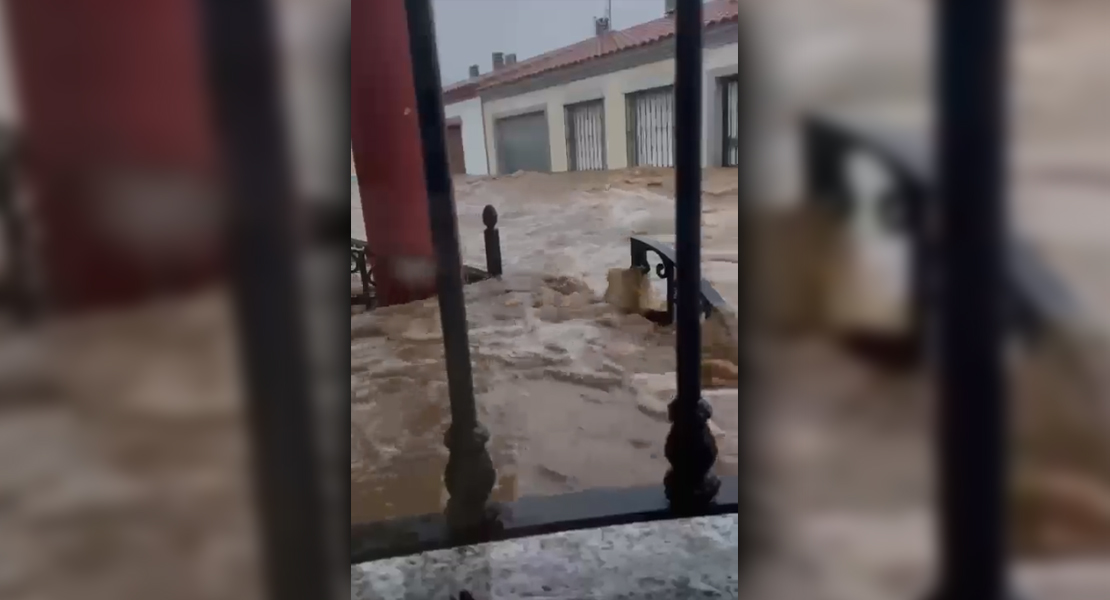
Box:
[197,1,331,599]
[354,246,373,308]
[664,0,720,511]
[933,0,1011,597]
[0,131,35,323]
[403,0,497,532]
[482,205,502,278]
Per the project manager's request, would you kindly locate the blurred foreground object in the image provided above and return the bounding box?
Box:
[6,0,224,313]
[0,0,349,599]
[351,0,437,306]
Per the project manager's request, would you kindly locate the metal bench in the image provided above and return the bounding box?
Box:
[350,238,374,309]
[802,113,1085,350]
[351,204,503,311]
[629,235,730,325]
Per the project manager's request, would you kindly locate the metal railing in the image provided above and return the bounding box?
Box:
[626,85,678,169]
[565,99,608,172]
[630,235,729,326]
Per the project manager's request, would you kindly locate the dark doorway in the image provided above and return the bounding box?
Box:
[446,123,467,175]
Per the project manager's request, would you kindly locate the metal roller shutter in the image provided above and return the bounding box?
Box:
[495,111,552,174]
[723,77,739,167]
[565,100,607,172]
[627,87,675,168]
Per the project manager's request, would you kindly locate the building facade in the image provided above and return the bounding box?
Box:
[442,76,491,176]
[442,0,740,177]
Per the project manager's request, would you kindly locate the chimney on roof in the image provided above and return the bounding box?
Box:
[492,52,505,71]
[506,54,517,65]
[665,0,677,16]
[469,65,480,78]
[594,16,611,37]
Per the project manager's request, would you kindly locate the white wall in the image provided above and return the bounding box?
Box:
[482,42,740,175]
[444,97,490,176]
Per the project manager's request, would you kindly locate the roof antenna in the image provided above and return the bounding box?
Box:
[595,0,613,36]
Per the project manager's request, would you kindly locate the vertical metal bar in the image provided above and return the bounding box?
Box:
[668,88,676,168]
[0,132,35,323]
[665,0,720,511]
[587,105,594,170]
[632,98,637,168]
[600,100,609,170]
[587,104,594,170]
[656,93,664,167]
[403,0,496,532]
[590,104,599,170]
[934,0,1010,595]
[566,106,576,172]
[721,80,729,168]
[196,1,330,599]
[724,78,738,168]
[591,106,597,169]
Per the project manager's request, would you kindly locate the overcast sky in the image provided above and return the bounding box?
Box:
[432,0,673,84]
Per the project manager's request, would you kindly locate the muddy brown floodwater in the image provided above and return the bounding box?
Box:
[351,1,1110,596]
[350,168,742,524]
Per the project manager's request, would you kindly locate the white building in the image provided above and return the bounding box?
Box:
[442,0,740,177]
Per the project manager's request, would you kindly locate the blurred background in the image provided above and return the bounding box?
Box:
[0,0,349,599]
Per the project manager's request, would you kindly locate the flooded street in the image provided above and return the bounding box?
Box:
[351,169,742,523]
[351,0,1110,594]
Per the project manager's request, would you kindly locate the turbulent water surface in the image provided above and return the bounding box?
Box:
[351,169,742,523]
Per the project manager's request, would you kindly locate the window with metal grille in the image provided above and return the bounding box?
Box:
[626,86,675,168]
[722,76,739,167]
[565,99,607,172]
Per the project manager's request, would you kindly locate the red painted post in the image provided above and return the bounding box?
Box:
[5,0,224,313]
[351,0,437,306]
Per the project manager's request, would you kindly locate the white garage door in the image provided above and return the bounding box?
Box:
[627,87,675,168]
[565,100,607,171]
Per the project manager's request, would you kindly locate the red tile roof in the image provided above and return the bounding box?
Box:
[442,78,480,104]
[477,0,739,91]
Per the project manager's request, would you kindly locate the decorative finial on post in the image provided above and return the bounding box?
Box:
[482,205,503,278]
